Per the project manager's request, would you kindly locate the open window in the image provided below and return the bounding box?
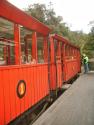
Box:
[54,39,61,63]
[0,18,49,66]
[37,33,48,63]
[0,17,15,65]
[20,26,33,64]
[37,36,44,63]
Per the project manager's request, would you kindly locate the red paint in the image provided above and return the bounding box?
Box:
[14,24,21,65]
[0,65,49,124]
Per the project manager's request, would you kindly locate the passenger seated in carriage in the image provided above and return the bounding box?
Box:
[28,55,36,64]
[21,55,36,64]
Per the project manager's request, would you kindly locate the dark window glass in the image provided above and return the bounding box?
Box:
[37,36,44,63]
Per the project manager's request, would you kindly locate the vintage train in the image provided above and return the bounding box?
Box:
[0,1,81,125]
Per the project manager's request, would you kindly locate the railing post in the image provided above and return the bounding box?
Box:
[43,37,48,62]
[32,31,37,63]
[14,24,21,65]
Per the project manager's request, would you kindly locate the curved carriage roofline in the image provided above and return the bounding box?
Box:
[51,34,80,49]
[0,0,51,36]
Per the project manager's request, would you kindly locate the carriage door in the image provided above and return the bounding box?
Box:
[54,40,63,88]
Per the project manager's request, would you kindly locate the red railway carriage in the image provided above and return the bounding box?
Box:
[0,1,51,125]
[49,34,81,91]
[62,38,81,82]
[54,35,81,82]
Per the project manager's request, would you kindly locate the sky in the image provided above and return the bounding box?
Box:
[8,0,94,33]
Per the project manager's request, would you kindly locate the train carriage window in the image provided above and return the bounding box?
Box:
[65,45,67,56]
[68,46,70,56]
[69,47,73,57]
[37,35,44,63]
[71,47,72,56]
[65,45,72,59]
[0,47,5,65]
[74,49,76,56]
[60,42,63,51]
[75,49,77,58]
[72,48,74,56]
[68,46,71,58]
[0,17,15,65]
[73,48,76,59]
[60,42,63,58]
[65,45,69,57]
[54,39,58,54]
[20,26,32,64]
[54,39,58,60]
[54,40,61,62]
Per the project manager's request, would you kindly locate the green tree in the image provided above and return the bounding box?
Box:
[25,3,68,35]
[83,26,94,58]
[25,4,47,23]
[25,3,88,54]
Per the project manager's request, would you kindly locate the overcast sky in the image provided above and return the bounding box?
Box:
[8,0,94,33]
